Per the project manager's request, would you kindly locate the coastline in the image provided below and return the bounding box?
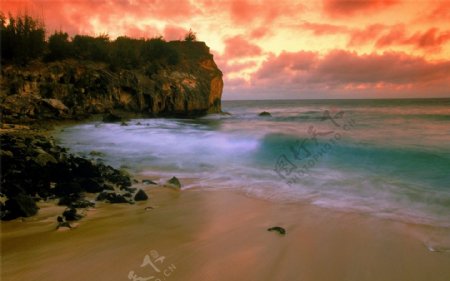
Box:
[2,183,450,281]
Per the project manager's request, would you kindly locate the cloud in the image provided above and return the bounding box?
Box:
[347,24,386,46]
[300,22,349,35]
[228,0,304,25]
[244,50,450,97]
[163,25,189,41]
[314,50,450,85]
[1,0,198,37]
[223,61,258,74]
[376,27,450,50]
[255,51,317,80]
[248,26,272,39]
[223,35,263,58]
[323,0,398,17]
[425,1,450,22]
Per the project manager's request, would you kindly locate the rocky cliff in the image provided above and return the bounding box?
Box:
[0,41,223,122]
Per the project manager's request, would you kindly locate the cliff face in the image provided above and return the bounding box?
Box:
[0,41,223,122]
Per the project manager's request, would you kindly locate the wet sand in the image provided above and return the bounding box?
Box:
[1,186,450,281]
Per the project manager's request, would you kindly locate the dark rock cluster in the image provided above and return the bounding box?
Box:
[0,132,148,221]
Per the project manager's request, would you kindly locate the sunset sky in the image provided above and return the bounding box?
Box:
[2,0,450,100]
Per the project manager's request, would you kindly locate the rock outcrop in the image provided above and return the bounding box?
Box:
[0,42,223,122]
[0,131,136,220]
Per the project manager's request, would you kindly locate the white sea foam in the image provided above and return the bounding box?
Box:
[56,99,450,228]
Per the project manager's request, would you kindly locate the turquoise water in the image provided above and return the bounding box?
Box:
[57,99,450,227]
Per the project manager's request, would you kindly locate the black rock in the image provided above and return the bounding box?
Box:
[54,182,82,197]
[142,179,157,185]
[59,197,95,208]
[120,186,136,193]
[267,226,286,235]
[134,189,148,201]
[167,176,181,188]
[102,184,115,191]
[71,157,100,178]
[259,111,271,117]
[56,216,72,229]
[96,191,131,204]
[78,178,104,193]
[2,194,39,220]
[57,193,82,206]
[62,207,82,221]
[0,202,5,219]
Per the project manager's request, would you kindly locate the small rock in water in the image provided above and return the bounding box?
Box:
[258,111,271,117]
[267,226,286,235]
[120,121,128,126]
[166,176,181,188]
[142,179,157,185]
[144,206,154,211]
[134,189,149,201]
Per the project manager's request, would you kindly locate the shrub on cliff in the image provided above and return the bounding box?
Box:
[46,31,73,61]
[72,34,110,61]
[142,37,180,66]
[184,29,197,42]
[109,36,144,69]
[0,13,46,64]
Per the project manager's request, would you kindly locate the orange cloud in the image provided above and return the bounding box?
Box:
[376,26,450,50]
[223,35,263,58]
[323,0,398,17]
[229,0,304,24]
[245,50,450,98]
[163,25,189,41]
[2,0,449,99]
[347,24,386,46]
[300,22,349,35]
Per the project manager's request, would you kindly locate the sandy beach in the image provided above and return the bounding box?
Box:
[2,182,450,281]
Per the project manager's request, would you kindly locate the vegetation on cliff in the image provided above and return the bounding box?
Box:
[1,13,223,120]
[1,13,196,68]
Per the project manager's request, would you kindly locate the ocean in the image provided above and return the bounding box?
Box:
[56,99,450,228]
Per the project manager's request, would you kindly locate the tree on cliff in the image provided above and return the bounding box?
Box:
[46,31,73,61]
[142,37,180,66]
[0,13,46,64]
[109,36,144,69]
[184,29,197,42]
[72,34,110,61]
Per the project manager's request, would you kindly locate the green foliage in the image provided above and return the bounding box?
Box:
[72,34,110,61]
[184,29,197,42]
[0,14,186,71]
[1,13,46,64]
[142,37,180,65]
[46,31,72,61]
[109,36,144,69]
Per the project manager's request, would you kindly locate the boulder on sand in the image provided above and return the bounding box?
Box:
[134,189,149,201]
[166,176,181,188]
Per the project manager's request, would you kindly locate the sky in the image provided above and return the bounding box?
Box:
[2,0,450,100]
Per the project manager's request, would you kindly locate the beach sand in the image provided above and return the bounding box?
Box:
[1,185,450,281]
